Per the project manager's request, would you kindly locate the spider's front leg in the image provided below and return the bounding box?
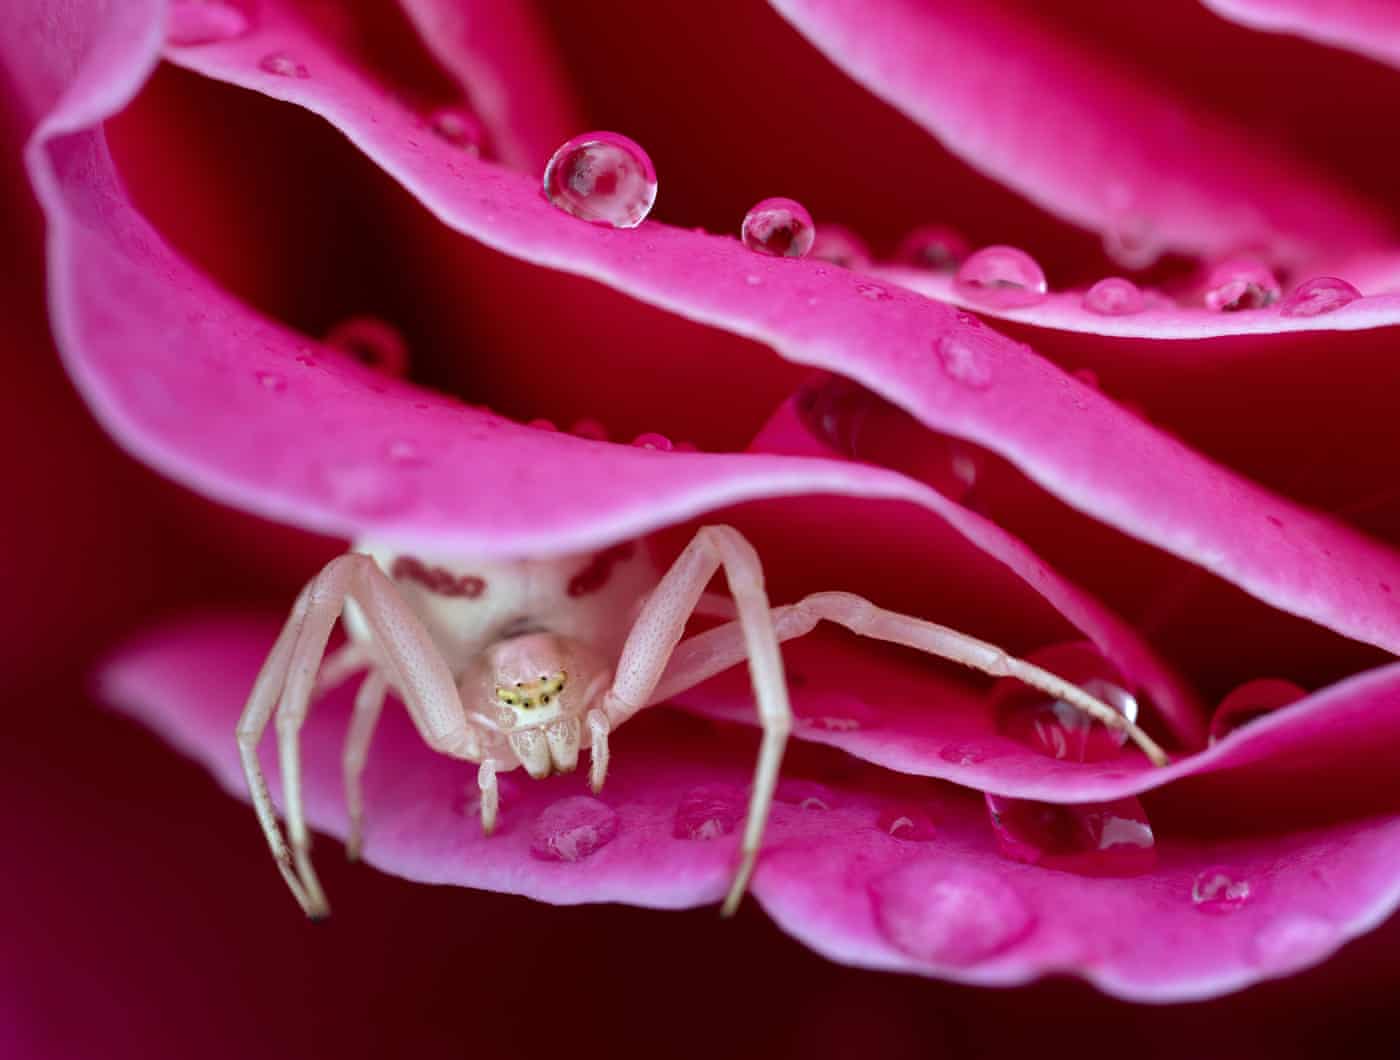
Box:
[598,526,792,917]
[237,553,482,918]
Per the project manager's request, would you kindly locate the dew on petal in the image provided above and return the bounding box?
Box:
[856,281,891,301]
[938,744,987,767]
[427,106,484,153]
[673,784,745,840]
[570,418,609,441]
[1082,277,1145,316]
[527,418,558,432]
[324,316,409,376]
[1191,868,1253,914]
[868,861,1034,966]
[258,51,309,79]
[384,439,423,466]
[1072,368,1101,389]
[632,432,673,451]
[1209,678,1307,744]
[776,778,833,810]
[1203,258,1280,311]
[1279,276,1361,318]
[542,132,656,228]
[877,805,938,841]
[741,197,814,258]
[794,373,873,457]
[168,0,250,45]
[1249,915,1335,973]
[954,246,1047,309]
[530,797,620,861]
[809,224,871,269]
[935,334,994,389]
[255,370,285,392]
[317,461,417,518]
[986,794,1156,876]
[992,641,1138,762]
[895,225,969,272]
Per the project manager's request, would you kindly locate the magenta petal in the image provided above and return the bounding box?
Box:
[102,617,1400,1000]
[768,0,1389,263]
[1205,0,1400,70]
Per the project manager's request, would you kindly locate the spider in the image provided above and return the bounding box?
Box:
[239,525,1167,919]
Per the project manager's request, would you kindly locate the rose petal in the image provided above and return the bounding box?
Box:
[1204,0,1400,70]
[102,615,1400,1000]
[767,0,1389,264]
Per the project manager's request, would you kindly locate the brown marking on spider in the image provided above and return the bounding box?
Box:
[390,555,486,598]
[238,526,1168,922]
[566,542,636,598]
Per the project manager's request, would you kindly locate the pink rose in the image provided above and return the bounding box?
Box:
[9,0,1400,1047]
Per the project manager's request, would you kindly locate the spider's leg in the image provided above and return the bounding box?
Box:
[315,641,369,700]
[343,670,388,862]
[605,525,791,916]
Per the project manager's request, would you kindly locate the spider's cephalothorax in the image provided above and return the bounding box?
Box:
[239,525,1167,921]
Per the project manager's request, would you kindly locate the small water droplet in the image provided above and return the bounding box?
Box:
[993,641,1139,762]
[1279,276,1361,318]
[954,246,1047,309]
[1082,277,1146,316]
[801,715,862,733]
[168,0,250,45]
[935,334,994,389]
[259,51,309,79]
[810,224,871,269]
[868,861,1034,966]
[986,794,1156,876]
[896,225,969,271]
[741,197,814,258]
[744,274,764,287]
[1249,915,1334,972]
[427,106,483,153]
[1191,868,1253,914]
[1208,678,1306,744]
[632,432,673,451]
[1101,213,1159,269]
[255,370,286,392]
[776,779,833,810]
[324,316,409,376]
[877,805,937,841]
[570,418,608,441]
[1072,368,1101,389]
[384,439,422,465]
[856,282,891,301]
[1203,258,1280,311]
[938,745,986,767]
[673,784,745,840]
[527,418,558,431]
[542,131,656,228]
[319,461,417,518]
[530,796,620,861]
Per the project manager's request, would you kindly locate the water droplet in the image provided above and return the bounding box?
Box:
[673,784,744,840]
[542,131,656,228]
[877,805,937,841]
[741,197,814,258]
[1249,915,1334,972]
[631,432,673,451]
[1208,678,1306,744]
[935,334,994,389]
[776,779,833,810]
[868,861,1034,966]
[1203,258,1280,311]
[896,225,969,271]
[570,418,608,441]
[1191,868,1253,914]
[527,418,558,432]
[1082,277,1146,316]
[255,370,286,392]
[993,641,1139,762]
[954,246,1047,309]
[1279,276,1361,318]
[259,51,309,79]
[318,461,417,518]
[800,715,862,733]
[168,1,250,45]
[794,373,873,456]
[1101,214,1159,269]
[1071,368,1101,389]
[529,796,620,861]
[938,745,987,767]
[744,274,764,287]
[856,281,891,301]
[324,316,409,376]
[427,106,483,153]
[384,439,422,465]
[986,794,1156,876]
[810,224,870,269]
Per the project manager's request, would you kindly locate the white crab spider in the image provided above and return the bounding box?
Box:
[238,525,1167,919]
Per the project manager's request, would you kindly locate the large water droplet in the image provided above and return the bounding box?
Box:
[985,794,1156,876]
[868,861,1034,966]
[1279,276,1361,318]
[1203,258,1280,311]
[529,796,620,861]
[427,106,483,153]
[897,225,969,272]
[741,197,814,258]
[810,224,870,269]
[168,0,250,45]
[935,334,994,389]
[259,51,309,79]
[1191,868,1253,914]
[1082,277,1145,316]
[673,784,745,840]
[325,316,409,376]
[794,373,872,457]
[1249,915,1334,973]
[1208,678,1306,744]
[993,641,1139,762]
[542,132,656,228]
[954,246,1047,309]
[877,805,938,841]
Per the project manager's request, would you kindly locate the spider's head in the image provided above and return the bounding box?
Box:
[484,632,605,779]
